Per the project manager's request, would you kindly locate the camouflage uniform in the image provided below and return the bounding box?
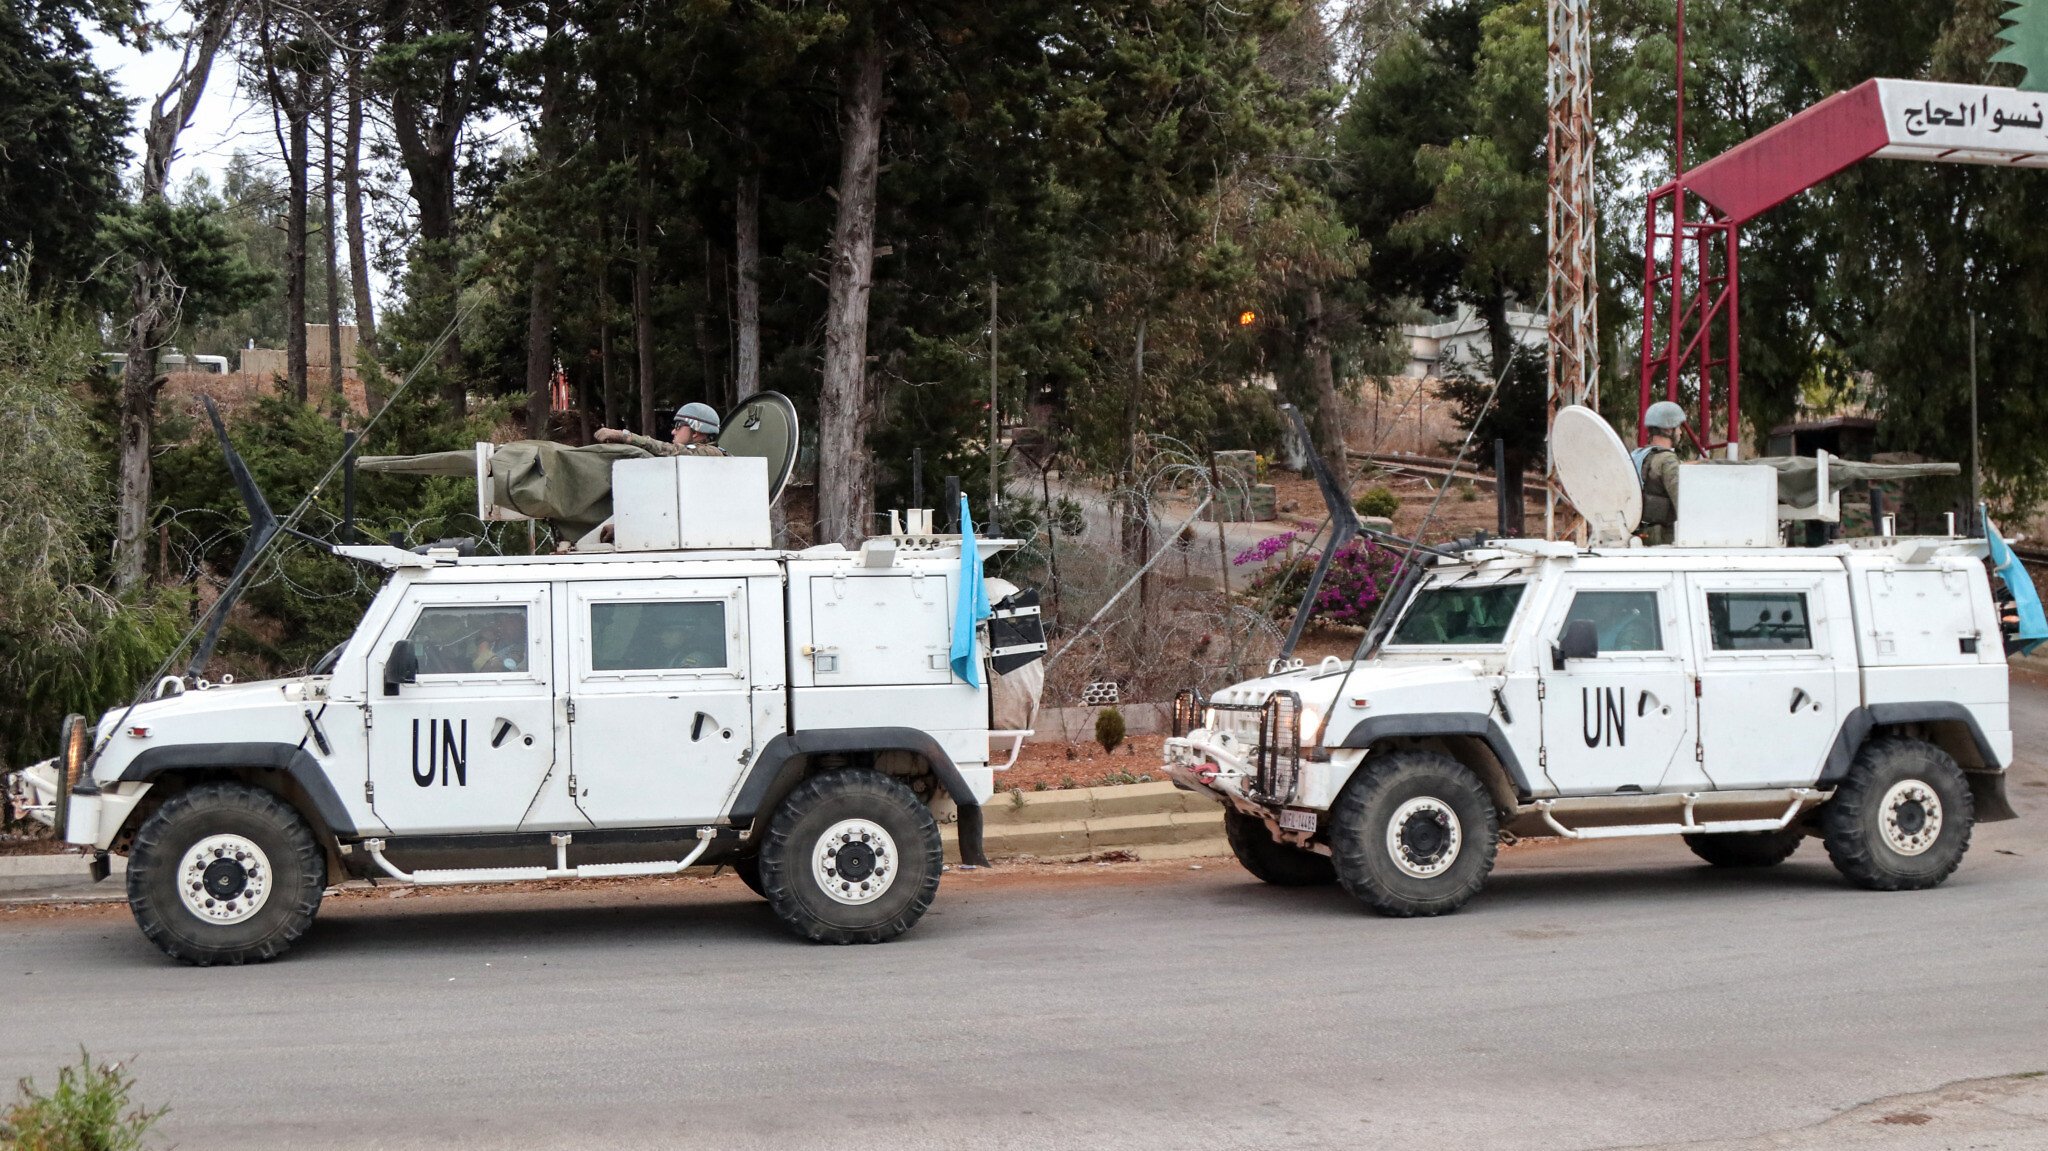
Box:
[619,432,727,458]
[1635,446,1681,546]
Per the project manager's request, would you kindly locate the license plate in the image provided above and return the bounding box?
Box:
[1278,808,1318,833]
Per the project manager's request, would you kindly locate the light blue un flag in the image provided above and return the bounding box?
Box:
[951,495,992,686]
[1986,513,2048,656]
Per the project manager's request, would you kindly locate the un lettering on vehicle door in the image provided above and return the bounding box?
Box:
[364,584,559,835]
[1536,574,1700,794]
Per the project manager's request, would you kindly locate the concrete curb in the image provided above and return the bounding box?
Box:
[945,781,1228,863]
[0,851,126,904]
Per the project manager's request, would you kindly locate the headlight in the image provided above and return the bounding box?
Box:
[53,713,87,831]
[1299,705,1324,744]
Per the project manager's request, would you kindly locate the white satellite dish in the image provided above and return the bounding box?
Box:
[1551,405,1641,546]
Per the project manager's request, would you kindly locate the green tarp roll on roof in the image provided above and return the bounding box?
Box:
[359,441,650,537]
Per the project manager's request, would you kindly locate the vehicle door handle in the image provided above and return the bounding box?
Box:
[1636,691,1672,717]
[491,719,533,748]
[691,711,732,742]
[1789,688,1820,714]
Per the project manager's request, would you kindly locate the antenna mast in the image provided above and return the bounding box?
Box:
[1546,0,1600,538]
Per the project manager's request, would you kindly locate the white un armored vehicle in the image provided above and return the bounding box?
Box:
[6,394,1045,963]
[1166,406,2029,917]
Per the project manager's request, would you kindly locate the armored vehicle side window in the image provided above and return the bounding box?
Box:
[591,601,728,671]
[1707,591,1812,651]
[1563,590,1663,652]
[406,606,529,674]
[1391,583,1525,646]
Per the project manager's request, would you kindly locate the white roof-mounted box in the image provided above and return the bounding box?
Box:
[609,455,772,551]
[1676,466,1779,547]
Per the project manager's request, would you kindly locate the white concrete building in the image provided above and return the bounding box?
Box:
[1401,305,1546,379]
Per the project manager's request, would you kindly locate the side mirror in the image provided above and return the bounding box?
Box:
[384,640,419,695]
[1552,619,1600,670]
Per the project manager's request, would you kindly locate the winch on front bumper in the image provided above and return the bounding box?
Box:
[1162,688,1307,811]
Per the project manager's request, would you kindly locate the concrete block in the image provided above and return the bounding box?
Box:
[1212,450,1258,485]
[1249,484,1278,521]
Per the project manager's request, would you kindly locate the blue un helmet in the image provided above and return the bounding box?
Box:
[1645,401,1688,432]
[673,402,721,437]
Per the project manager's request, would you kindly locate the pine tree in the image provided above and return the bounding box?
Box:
[1994,0,2048,91]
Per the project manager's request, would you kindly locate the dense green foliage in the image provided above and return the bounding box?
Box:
[0,270,185,767]
[0,0,135,293]
[178,157,342,359]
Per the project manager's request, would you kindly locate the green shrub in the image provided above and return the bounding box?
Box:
[0,268,187,767]
[1353,486,1399,518]
[0,1051,166,1151]
[1094,707,1126,754]
[1459,481,1480,502]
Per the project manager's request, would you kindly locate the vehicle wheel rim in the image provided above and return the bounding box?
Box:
[813,819,898,906]
[1878,780,1942,857]
[1386,797,1462,879]
[177,834,272,924]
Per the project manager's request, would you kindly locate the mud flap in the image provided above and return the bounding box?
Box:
[955,803,989,868]
[1969,771,2019,824]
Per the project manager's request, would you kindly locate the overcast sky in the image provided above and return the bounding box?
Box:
[91,6,266,193]
[88,3,403,321]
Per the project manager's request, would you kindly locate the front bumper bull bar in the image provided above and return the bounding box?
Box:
[1166,688,1304,805]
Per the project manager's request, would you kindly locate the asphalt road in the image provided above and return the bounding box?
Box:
[7,688,2048,1150]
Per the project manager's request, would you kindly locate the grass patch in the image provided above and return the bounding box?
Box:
[1,1050,165,1151]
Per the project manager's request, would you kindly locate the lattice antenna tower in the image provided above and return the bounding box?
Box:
[1545,0,1600,537]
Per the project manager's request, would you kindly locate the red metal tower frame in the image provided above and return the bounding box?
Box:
[1638,185,1741,453]
[1633,73,2048,452]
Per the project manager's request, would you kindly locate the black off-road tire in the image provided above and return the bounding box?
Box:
[1683,827,1805,869]
[1224,809,1336,886]
[758,769,943,944]
[126,783,327,966]
[1329,750,1499,917]
[730,852,766,898]
[1821,738,1974,891]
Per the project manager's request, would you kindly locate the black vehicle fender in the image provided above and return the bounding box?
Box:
[729,728,988,866]
[1819,703,2015,822]
[1337,713,1535,807]
[117,743,357,837]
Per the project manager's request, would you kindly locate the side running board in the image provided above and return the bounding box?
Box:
[1534,789,1823,841]
[361,828,715,886]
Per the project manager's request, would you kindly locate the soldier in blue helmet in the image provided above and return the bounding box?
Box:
[595,402,729,457]
[1631,401,1687,545]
